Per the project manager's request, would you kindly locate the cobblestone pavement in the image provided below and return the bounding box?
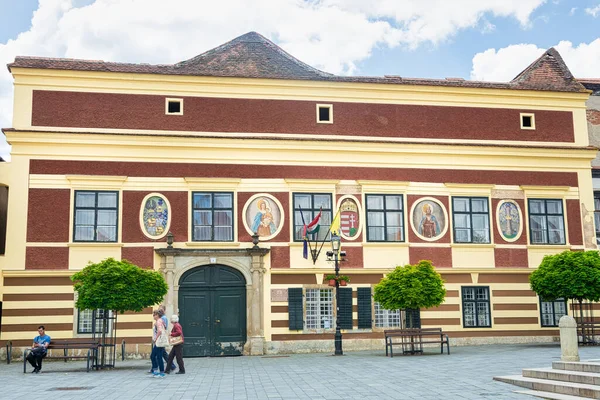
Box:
[1,344,599,399]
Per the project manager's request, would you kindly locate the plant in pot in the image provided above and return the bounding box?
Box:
[324,274,337,287]
[338,275,350,286]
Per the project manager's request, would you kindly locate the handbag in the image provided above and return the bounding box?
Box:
[155,331,169,348]
[169,335,184,346]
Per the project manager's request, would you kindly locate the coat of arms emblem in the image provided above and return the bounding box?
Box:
[340,198,359,239]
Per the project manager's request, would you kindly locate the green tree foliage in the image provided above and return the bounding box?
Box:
[530,250,600,303]
[374,260,446,310]
[72,258,168,313]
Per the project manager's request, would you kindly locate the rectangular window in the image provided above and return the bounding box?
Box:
[374,302,402,328]
[462,286,491,328]
[293,193,332,242]
[73,191,118,242]
[540,298,567,327]
[165,98,183,115]
[192,192,234,241]
[452,197,490,243]
[77,309,111,334]
[528,199,565,245]
[366,194,404,242]
[594,192,600,245]
[520,113,535,130]
[316,104,333,123]
[305,288,333,330]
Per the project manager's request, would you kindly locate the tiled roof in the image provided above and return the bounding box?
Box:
[510,48,585,92]
[579,79,600,95]
[7,32,589,93]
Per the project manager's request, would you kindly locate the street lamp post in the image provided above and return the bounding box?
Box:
[330,232,343,356]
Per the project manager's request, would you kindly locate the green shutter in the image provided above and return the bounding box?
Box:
[338,288,353,330]
[288,288,304,330]
[357,287,372,329]
[405,308,421,328]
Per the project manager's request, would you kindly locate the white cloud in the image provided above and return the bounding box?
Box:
[570,7,577,15]
[470,39,600,81]
[585,4,600,17]
[0,0,549,158]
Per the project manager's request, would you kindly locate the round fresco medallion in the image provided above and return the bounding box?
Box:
[243,194,284,241]
[496,200,522,242]
[410,197,448,241]
[338,196,361,240]
[140,193,171,240]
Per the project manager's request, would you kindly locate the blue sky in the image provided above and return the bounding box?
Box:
[0,0,599,159]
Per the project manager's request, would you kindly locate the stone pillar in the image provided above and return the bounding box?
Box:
[161,254,176,318]
[247,250,267,355]
[559,315,580,362]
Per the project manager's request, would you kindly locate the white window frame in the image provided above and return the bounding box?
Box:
[520,113,535,130]
[316,104,333,124]
[165,98,184,115]
[304,288,334,330]
[374,302,402,328]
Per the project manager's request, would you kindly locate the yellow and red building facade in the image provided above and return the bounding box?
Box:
[0,32,597,357]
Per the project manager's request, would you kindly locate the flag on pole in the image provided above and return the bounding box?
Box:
[300,208,322,259]
[329,209,341,235]
[303,210,322,238]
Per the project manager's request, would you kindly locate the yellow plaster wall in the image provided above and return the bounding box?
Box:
[451,246,496,268]
[68,245,123,270]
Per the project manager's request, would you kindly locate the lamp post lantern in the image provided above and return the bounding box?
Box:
[330,232,343,356]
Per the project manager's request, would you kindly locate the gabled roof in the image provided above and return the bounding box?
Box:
[511,48,586,92]
[7,32,589,93]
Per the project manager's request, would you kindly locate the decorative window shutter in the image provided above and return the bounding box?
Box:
[288,288,304,330]
[357,287,372,329]
[338,288,353,330]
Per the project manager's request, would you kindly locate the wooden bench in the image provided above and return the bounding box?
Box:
[384,328,450,357]
[23,339,100,373]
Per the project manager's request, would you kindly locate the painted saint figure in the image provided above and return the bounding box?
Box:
[419,203,440,238]
[251,198,277,237]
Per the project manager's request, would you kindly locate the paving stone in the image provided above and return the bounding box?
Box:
[2,344,600,399]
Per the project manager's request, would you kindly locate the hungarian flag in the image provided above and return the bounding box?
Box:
[301,209,322,259]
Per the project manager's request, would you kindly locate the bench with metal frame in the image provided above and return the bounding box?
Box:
[384,327,450,357]
[23,339,100,373]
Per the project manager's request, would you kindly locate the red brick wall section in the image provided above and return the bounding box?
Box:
[340,246,363,268]
[270,246,290,268]
[409,247,452,268]
[492,199,528,245]
[31,91,575,143]
[587,109,600,125]
[29,160,579,188]
[122,191,188,243]
[407,195,451,243]
[121,247,155,269]
[237,192,290,243]
[27,189,71,242]
[25,247,69,269]
[494,248,529,268]
[566,199,583,246]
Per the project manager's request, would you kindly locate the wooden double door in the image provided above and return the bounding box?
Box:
[178,265,246,357]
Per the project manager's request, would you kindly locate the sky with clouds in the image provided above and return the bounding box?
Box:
[0,0,599,160]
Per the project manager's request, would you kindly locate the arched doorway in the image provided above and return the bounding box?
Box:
[178,265,247,357]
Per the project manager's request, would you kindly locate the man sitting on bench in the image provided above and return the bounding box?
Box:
[26,325,51,373]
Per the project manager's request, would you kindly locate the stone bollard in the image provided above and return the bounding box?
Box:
[559,315,580,362]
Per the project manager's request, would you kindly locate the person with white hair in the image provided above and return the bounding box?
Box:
[164,314,185,374]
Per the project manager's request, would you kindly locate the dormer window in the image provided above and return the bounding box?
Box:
[166,98,183,115]
[317,104,333,124]
[520,113,535,130]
